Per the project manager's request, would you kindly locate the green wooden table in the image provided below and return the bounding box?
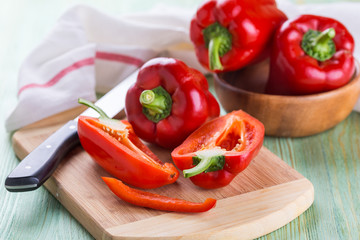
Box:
[1,0,359,239]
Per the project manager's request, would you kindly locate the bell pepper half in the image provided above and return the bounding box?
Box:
[77,99,179,189]
[171,110,264,189]
[125,57,220,149]
[265,14,355,95]
[102,177,216,213]
[190,0,287,72]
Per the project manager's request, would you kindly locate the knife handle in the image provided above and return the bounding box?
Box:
[5,120,80,192]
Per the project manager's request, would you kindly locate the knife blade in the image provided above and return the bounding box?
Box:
[5,70,138,192]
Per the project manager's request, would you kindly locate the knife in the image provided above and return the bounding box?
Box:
[5,70,138,192]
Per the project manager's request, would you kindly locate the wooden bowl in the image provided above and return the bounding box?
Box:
[214,60,360,137]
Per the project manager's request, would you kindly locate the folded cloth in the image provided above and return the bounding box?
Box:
[5,1,360,132]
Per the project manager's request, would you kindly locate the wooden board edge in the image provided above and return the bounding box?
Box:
[12,134,28,160]
[104,178,314,239]
[10,125,312,240]
[43,176,107,240]
[21,106,87,130]
[10,108,314,240]
[205,178,314,240]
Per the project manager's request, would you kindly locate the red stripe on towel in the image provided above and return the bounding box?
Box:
[96,51,144,67]
[18,57,95,95]
[18,52,144,95]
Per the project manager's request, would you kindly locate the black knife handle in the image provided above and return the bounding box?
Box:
[5,120,80,192]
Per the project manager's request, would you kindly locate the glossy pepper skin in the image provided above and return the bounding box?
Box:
[190,0,287,72]
[171,110,264,189]
[125,57,220,149]
[266,15,355,95]
[77,99,179,189]
[102,177,216,213]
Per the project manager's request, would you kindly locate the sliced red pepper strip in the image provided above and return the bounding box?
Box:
[77,99,179,189]
[171,110,264,189]
[102,177,216,213]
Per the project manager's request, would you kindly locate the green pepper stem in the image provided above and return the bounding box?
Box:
[183,149,226,178]
[139,86,172,123]
[311,28,336,47]
[209,37,224,71]
[140,89,166,114]
[78,98,109,119]
[301,28,336,61]
[202,22,232,71]
[183,155,215,178]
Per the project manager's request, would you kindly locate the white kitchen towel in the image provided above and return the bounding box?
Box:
[5,1,360,132]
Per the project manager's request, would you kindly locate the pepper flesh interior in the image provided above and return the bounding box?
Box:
[92,119,164,168]
[181,116,249,177]
[215,116,246,152]
[197,116,247,154]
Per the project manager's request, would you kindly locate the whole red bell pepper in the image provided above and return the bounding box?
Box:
[265,15,355,95]
[190,0,287,72]
[102,177,216,213]
[125,57,220,149]
[77,99,179,189]
[171,110,264,189]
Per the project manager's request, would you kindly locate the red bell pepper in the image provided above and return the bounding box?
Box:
[190,0,287,72]
[265,15,355,95]
[102,177,216,213]
[77,99,179,189]
[125,57,220,149]
[171,110,264,189]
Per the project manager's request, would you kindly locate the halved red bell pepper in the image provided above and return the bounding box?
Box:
[102,177,216,213]
[190,0,287,72]
[265,15,355,95]
[125,57,220,149]
[171,110,264,189]
[77,99,179,189]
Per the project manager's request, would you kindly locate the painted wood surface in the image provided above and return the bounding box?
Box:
[0,0,359,240]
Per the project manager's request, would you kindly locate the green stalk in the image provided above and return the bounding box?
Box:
[78,98,127,131]
[183,149,225,178]
[311,28,336,46]
[139,86,172,123]
[209,36,225,71]
[301,28,336,61]
[140,89,167,114]
[202,22,232,71]
[78,98,109,119]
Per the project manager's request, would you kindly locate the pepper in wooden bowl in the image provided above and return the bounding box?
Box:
[266,14,355,95]
[214,15,360,137]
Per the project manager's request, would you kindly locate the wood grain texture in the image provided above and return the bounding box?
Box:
[11,108,313,239]
[1,0,360,240]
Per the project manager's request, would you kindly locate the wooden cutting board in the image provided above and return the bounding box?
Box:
[12,106,314,240]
